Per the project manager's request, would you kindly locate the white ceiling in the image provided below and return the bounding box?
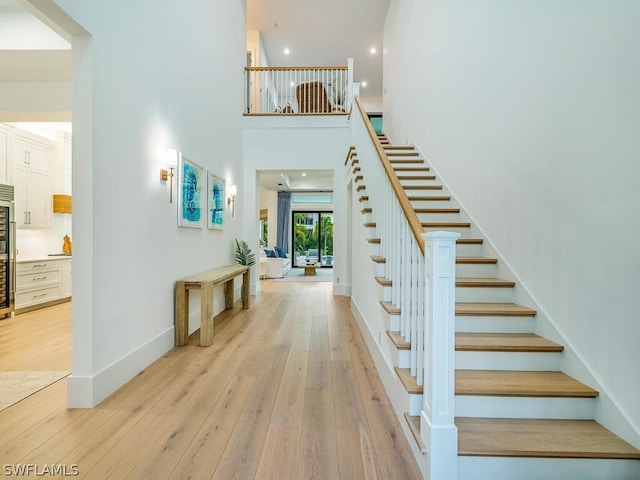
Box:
[0,0,389,191]
[247,0,389,99]
[258,170,334,192]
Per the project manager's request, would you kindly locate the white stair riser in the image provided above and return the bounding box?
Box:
[394,382,423,417]
[455,243,484,257]
[416,212,462,223]
[362,212,374,223]
[455,395,596,419]
[399,178,438,186]
[456,263,497,277]
[456,286,515,303]
[409,392,422,416]
[455,315,536,333]
[381,284,391,302]
[424,226,471,237]
[391,161,427,166]
[409,199,453,209]
[369,243,380,257]
[458,456,640,480]
[380,309,400,332]
[372,261,386,277]
[397,349,410,369]
[456,351,562,371]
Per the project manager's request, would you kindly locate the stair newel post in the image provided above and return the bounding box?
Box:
[421,230,460,480]
[347,58,354,111]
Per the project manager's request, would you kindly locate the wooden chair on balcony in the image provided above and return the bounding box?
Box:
[295,81,331,113]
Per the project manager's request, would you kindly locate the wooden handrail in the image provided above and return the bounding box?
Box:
[354,96,426,255]
[245,66,348,72]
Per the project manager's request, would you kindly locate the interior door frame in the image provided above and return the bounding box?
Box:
[291,210,334,268]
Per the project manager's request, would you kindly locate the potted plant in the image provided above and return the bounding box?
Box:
[234,239,256,266]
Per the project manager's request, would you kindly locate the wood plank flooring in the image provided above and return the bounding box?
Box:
[0,281,422,479]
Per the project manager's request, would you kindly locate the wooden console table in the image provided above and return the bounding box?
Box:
[174,265,250,347]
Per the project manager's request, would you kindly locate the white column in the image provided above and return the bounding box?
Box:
[420,230,460,480]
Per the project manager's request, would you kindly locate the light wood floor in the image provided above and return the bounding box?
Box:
[0,281,422,479]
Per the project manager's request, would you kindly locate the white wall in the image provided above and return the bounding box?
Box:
[384,0,640,441]
[40,0,247,406]
[243,115,351,295]
[360,96,382,113]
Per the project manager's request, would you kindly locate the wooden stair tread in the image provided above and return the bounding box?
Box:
[456,256,497,264]
[356,185,366,192]
[361,208,372,214]
[367,238,381,244]
[404,414,427,453]
[457,418,640,459]
[390,159,424,164]
[382,145,415,150]
[395,367,421,394]
[386,151,421,156]
[387,330,410,350]
[371,256,386,264]
[358,195,369,202]
[355,175,363,182]
[414,208,459,214]
[398,175,436,180]
[393,167,430,172]
[455,333,563,352]
[408,195,450,201]
[456,278,515,288]
[380,301,400,315]
[364,222,376,227]
[403,185,443,190]
[422,222,471,228]
[457,238,483,245]
[456,302,537,316]
[375,276,391,286]
[456,370,598,397]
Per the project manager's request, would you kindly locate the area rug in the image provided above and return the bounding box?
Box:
[273,267,333,282]
[0,371,70,412]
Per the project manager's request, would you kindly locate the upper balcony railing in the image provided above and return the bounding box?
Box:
[244,58,353,115]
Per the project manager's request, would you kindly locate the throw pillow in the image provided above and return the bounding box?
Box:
[265,249,277,258]
[275,246,288,258]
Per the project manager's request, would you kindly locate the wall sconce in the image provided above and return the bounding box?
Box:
[227,184,237,217]
[160,148,180,203]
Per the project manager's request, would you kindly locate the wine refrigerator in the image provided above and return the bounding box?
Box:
[0,184,15,318]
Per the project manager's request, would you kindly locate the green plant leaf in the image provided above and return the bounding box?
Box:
[235,239,256,266]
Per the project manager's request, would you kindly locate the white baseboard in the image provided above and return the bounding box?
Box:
[67,326,174,408]
[333,283,351,296]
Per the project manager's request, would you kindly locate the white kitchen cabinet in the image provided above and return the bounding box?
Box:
[61,259,72,297]
[16,258,71,311]
[13,132,53,229]
[0,124,13,184]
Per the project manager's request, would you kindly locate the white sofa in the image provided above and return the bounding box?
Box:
[261,250,292,278]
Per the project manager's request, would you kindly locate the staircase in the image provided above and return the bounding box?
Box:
[347,132,640,479]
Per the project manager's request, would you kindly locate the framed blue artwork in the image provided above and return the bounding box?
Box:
[208,173,225,230]
[177,155,204,228]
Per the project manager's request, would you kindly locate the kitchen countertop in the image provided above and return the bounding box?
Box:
[17,255,72,263]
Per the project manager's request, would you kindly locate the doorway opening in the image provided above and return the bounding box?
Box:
[292,211,333,268]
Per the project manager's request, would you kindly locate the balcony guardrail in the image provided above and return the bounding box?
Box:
[244,59,353,115]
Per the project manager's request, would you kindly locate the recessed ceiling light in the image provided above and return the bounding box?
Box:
[362,81,368,87]
[290,81,294,87]
[284,48,290,55]
[301,173,307,177]
[370,47,377,54]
